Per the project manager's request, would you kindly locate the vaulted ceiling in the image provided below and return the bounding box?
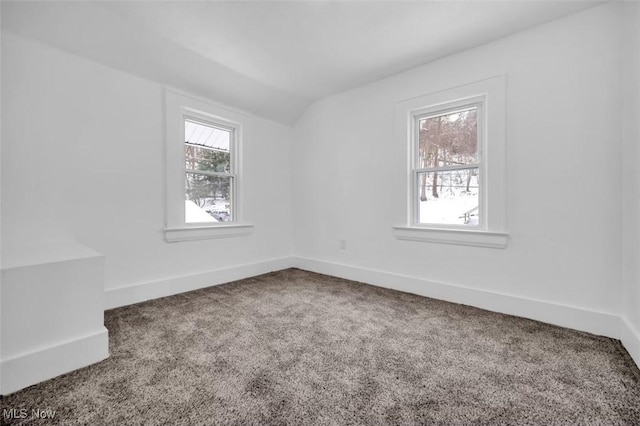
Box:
[2,1,603,124]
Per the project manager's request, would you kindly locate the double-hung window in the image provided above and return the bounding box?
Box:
[394,76,508,248]
[184,118,235,224]
[413,101,482,227]
[165,89,253,242]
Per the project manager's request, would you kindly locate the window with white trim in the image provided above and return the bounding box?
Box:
[393,76,508,248]
[413,101,482,227]
[165,90,253,242]
[184,118,235,223]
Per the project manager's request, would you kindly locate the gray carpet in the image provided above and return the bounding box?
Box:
[1,268,639,425]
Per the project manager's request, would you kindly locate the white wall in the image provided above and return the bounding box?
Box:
[1,34,294,298]
[2,1,638,366]
[293,4,623,326]
[0,3,4,390]
[621,1,640,361]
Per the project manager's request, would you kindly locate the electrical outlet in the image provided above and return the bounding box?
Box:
[340,239,347,250]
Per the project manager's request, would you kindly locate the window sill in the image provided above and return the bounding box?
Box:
[392,226,508,249]
[164,224,254,243]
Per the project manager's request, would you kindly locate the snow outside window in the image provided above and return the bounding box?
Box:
[393,76,508,248]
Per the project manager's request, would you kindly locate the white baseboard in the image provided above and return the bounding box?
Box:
[1,327,109,395]
[104,256,294,310]
[292,256,621,340]
[620,316,640,368]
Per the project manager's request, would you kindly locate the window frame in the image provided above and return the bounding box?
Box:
[411,99,484,230]
[164,89,253,242]
[183,114,237,225]
[393,76,508,248]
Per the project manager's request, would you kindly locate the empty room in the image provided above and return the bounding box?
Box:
[1,0,639,424]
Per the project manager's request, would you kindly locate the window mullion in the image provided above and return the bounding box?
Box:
[185,169,233,178]
[413,164,480,174]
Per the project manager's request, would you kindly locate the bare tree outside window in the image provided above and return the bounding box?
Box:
[416,107,480,225]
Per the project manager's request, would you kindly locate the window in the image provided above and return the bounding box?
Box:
[184,119,234,224]
[165,90,253,242]
[393,76,507,248]
[414,103,482,227]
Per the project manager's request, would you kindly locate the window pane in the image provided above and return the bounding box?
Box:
[185,173,232,223]
[185,145,230,173]
[418,107,478,168]
[185,120,231,173]
[417,169,479,226]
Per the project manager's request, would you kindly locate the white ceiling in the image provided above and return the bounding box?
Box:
[2,1,604,124]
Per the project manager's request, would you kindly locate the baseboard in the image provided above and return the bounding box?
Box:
[0,327,109,395]
[292,256,621,340]
[620,316,640,368]
[104,256,294,309]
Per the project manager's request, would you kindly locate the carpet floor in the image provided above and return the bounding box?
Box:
[1,268,639,425]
